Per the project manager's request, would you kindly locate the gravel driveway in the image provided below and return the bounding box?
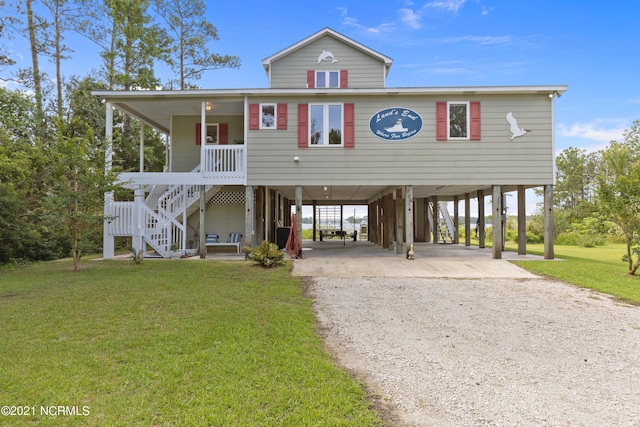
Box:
[305,260,640,426]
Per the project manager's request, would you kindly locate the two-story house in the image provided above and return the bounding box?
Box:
[95,28,566,260]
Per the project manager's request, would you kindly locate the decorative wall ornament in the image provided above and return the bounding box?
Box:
[369,107,423,141]
[317,50,338,64]
[506,112,530,140]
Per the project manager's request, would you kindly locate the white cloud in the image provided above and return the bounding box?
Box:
[557,121,626,144]
[399,8,422,29]
[481,5,493,15]
[440,35,514,45]
[336,7,348,17]
[423,0,467,13]
[342,16,395,35]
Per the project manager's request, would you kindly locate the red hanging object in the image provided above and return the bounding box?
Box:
[285,214,304,259]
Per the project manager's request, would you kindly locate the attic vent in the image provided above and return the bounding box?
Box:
[208,191,245,205]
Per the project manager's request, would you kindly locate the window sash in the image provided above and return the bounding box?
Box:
[448,102,469,140]
[260,103,276,129]
[315,71,340,88]
[309,103,343,146]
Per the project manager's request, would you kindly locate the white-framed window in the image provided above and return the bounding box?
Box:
[310,103,343,146]
[260,103,276,129]
[447,101,469,140]
[205,123,219,144]
[316,71,340,88]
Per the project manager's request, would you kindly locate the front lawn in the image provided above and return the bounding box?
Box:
[509,243,640,304]
[0,259,382,426]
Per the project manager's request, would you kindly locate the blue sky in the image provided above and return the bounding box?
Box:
[205,0,639,155]
[4,0,638,215]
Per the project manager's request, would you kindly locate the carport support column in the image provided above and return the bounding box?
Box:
[464,193,471,246]
[492,185,503,259]
[544,184,555,259]
[405,185,414,258]
[477,190,485,248]
[453,196,459,244]
[517,185,527,255]
[395,188,404,254]
[295,186,303,243]
[245,185,254,249]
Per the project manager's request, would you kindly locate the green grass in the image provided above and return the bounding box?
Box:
[0,259,382,426]
[508,242,640,304]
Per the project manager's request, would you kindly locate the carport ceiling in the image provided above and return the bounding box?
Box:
[268,184,524,204]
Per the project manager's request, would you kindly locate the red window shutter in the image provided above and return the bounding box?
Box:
[219,123,228,145]
[196,123,202,145]
[344,103,355,148]
[249,103,259,130]
[436,102,447,141]
[297,104,308,148]
[340,70,348,88]
[307,70,315,89]
[470,101,481,140]
[277,103,288,130]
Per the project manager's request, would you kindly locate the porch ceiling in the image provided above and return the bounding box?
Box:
[269,184,533,204]
[112,98,245,134]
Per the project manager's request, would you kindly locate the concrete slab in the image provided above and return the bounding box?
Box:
[291,241,541,279]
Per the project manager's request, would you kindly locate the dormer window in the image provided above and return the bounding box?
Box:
[316,71,339,88]
[307,70,348,89]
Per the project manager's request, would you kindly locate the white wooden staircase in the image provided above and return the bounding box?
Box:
[107,182,220,258]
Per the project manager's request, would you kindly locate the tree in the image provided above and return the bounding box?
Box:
[153,0,239,89]
[41,0,86,120]
[554,147,599,219]
[596,120,640,275]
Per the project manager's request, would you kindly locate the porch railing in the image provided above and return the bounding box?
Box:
[108,201,133,236]
[202,145,245,182]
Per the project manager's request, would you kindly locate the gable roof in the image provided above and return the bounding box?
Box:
[262,27,393,77]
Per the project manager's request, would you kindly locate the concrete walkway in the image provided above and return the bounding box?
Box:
[291,241,542,279]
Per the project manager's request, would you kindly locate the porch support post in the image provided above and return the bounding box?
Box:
[132,186,144,256]
[139,122,144,172]
[492,185,503,259]
[544,184,555,259]
[453,196,459,244]
[200,101,206,169]
[295,185,303,244]
[405,185,414,258]
[478,190,485,248]
[103,101,114,259]
[464,193,471,246]
[517,185,527,255]
[199,185,206,259]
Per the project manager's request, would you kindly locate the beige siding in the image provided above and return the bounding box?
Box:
[245,94,554,186]
[171,115,244,172]
[270,36,385,89]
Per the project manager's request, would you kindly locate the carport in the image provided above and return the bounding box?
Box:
[256,183,554,261]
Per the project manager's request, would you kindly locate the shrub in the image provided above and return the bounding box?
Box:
[247,240,285,268]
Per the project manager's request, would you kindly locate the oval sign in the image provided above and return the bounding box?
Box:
[369,107,423,141]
